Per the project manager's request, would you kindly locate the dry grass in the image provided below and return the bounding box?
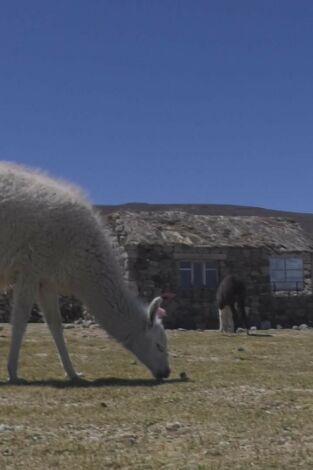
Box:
[1,325,313,469]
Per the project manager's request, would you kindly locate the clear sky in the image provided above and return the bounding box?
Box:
[1,1,313,212]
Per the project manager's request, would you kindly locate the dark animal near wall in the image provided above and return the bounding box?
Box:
[216,275,249,333]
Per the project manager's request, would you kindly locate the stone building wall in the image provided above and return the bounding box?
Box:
[0,291,11,322]
[0,291,83,323]
[225,249,313,327]
[126,244,313,329]
[0,241,312,329]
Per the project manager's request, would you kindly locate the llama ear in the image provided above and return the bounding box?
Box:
[148,296,162,327]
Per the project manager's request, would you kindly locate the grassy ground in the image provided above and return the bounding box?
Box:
[1,325,313,469]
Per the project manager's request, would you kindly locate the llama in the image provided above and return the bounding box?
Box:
[0,162,170,382]
[216,275,249,333]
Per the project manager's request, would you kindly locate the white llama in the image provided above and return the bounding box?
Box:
[0,162,170,382]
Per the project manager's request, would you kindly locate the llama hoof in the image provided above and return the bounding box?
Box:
[8,377,29,385]
[68,374,86,384]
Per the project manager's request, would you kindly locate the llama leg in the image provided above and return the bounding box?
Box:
[222,306,234,333]
[218,309,224,332]
[38,284,80,380]
[228,308,235,333]
[219,308,228,332]
[229,304,237,333]
[238,300,249,333]
[222,306,227,332]
[8,277,37,383]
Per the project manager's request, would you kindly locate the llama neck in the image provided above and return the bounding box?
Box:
[79,268,147,345]
[72,230,148,344]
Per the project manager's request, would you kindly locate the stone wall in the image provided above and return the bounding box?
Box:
[126,244,313,329]
[0,291,11,322]
[1,244,312,329]
[0,290,84,323]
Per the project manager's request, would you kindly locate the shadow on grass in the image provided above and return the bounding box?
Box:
[248,333,273,338]
[224,332,274,338]
[0,376,189,388]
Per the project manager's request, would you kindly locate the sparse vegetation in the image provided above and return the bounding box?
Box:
[1,324,313,469]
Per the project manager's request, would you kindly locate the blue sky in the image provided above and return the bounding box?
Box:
[1,1,313,212]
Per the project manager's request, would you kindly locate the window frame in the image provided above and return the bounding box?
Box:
[178,260,218,289]
[269,256,304,292]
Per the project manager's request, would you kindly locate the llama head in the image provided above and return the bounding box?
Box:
[128,296,170,380]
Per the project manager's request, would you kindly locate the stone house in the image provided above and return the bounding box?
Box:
[104,210,313,329]
[1,209,312,328]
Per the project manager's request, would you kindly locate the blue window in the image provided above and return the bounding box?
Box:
[179,261,218,289]
[205,264,219,288]
[179,262,193,288]
[270,257,304,291]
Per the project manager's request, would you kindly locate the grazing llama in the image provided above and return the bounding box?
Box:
[0,162,170,382]
[216,275,249,333]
